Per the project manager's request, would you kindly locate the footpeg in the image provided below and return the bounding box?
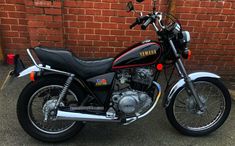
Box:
[106,107,116,118]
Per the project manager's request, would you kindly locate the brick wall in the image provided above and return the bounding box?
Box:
[0,0,235,77]
[174,0,235,77]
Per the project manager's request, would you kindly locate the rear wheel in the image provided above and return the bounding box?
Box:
[166,77,231,136]
[17,77,86,142]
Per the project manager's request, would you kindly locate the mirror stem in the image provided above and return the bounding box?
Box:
[153,0,157,13]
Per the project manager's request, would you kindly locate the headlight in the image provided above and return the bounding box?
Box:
[182,31,190,46]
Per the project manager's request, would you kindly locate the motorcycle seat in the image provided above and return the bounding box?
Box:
[34,47,114,79]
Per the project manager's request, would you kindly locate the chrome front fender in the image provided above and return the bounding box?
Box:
[164,72,220,107]
[18,65,40,78]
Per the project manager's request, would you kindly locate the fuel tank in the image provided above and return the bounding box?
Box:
[112,40,162,69]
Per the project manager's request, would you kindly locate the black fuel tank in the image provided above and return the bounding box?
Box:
[112,40,161,69]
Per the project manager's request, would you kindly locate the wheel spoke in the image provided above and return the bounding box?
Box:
[176,99,186,105]
[28,85,78,134]
[175,105,186,108]
[172,80,226,131]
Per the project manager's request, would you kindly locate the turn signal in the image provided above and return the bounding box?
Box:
[156,63,163,71]
[188,50,192,60]
[30,71,35,81]
[182,49,192,60]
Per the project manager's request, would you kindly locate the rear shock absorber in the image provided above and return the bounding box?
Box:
[55,74,75,109]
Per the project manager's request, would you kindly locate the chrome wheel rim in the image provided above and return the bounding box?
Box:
[28,85,78,134]
[173,81,226,131]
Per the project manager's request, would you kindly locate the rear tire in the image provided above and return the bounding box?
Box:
[17,76,86,142]
[166,77,231,136]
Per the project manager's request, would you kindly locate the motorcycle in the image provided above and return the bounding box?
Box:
[11,0,231,142]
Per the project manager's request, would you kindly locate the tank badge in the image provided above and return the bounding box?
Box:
[142,40,151,44]
[96,79,107,86]
[139,50,157,57]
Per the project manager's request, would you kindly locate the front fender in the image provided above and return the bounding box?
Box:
[18,65,40,78]
[164,72,220,107]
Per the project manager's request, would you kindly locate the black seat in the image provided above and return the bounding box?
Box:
[34,47,114,79]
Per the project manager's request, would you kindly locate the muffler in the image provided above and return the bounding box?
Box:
[56,81,161,123]
[56,110,120,122]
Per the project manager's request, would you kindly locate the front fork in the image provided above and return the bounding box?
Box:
[169,40,205,110]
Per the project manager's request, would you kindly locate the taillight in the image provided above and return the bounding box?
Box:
[7,54,15,65]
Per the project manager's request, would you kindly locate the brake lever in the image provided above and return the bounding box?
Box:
[156,12,165,29]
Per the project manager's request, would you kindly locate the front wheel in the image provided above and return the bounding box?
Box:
[166,77,231,136]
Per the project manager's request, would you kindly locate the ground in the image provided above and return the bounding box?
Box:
[0,64,235,146]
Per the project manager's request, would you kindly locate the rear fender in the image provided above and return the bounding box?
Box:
[18,65,40,78]
[164,72,220,107]
[19,68,86,89]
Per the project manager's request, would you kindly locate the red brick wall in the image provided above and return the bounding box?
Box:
[174,0,235,76]
[0,0,235,76]
[0,0,30,59]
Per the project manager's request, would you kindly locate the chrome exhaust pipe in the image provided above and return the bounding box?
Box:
[56,110,120,122]
[124,81,161,125]
[56,82,161,124]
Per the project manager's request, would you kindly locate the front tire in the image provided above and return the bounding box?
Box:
[166,77,231,136]
[17,76,85,142]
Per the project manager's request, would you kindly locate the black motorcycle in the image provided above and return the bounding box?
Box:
[13,0,231,142]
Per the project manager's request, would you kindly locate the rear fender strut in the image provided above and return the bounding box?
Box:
[17,48,104,105]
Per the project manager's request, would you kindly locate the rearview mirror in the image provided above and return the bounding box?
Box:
[126,1,135,12]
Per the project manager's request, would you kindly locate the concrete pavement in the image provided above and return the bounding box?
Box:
[0,65,235,146]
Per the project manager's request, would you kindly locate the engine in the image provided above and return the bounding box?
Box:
[112,67,155,116]
[112,90,152,115]
[132,67,154,85]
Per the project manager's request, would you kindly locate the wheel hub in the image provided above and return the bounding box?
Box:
[42,99,64,121]
[186,95,207,115]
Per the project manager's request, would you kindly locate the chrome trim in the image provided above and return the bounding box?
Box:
[123,117,137,125]
[138,81,161,119]
[27,49,71,76]
[56,81,161,124]
[124,81,161,125]
[56,110,120,122]
[152,22,159,32]
[28,85,77,134]
[183,31,190,42]
[165,72,220,107]
[18,65,40,77]
[27,49,38,66]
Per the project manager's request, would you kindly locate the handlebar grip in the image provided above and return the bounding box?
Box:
[141,17,152,30]
[130,21,138,29]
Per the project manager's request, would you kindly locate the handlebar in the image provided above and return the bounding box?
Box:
[141,17,152,30]
[129,12,163,31]
[130,16,149,29]
[130,21,138,29]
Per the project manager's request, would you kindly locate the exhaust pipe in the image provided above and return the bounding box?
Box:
[56,81,161,124]
[56,110,120,122]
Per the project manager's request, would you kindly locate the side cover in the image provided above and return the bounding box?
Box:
[86,72,115,104]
